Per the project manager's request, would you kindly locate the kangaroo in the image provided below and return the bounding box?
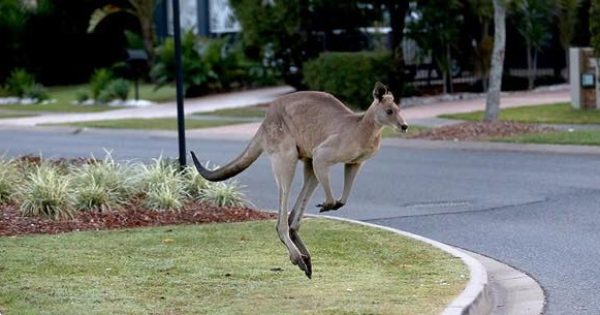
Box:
[190,82,408,278]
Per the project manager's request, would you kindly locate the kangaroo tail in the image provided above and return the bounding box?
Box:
[190,129,263,182]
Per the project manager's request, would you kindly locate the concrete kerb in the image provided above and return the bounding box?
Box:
[311,214,492,315]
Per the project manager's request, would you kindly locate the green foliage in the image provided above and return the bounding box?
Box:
[23,83,49,101]
[90,69,114,100]
[407,0,464,77]
[182,166,210,200]
[0,0,28,82]
[151,31,268,96]
[105,78,131,101]
[510,0,553,50]
[202,181,248,208]
[18,163,75,219]
[229,0,302,85]
[5,68,35,97]
[151,29,211,96]
[591,0,600,57]
[555,0,582,50]
[0,158,20,203]
[76,91,89,103]
[303,52,392,109]
[137,157,187,211]
[72,155,134,211]
[3,155,251,218]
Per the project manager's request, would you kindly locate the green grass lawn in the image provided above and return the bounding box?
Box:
[494,129,600,146]
[2,84,176,113]
[440,103,600,125]
[0,219,467,315]
[60,118,248,130]
[196,105,268,118]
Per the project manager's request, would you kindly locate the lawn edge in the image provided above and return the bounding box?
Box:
[314,214,492,315]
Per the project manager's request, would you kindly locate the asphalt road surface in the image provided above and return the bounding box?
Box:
[3,127,600,314]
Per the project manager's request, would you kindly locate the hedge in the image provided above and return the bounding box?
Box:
[302,52,392,110]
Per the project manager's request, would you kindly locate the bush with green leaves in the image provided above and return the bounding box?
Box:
[97,78,130,103]
[151,31,268,96]
[18,163,75,219]
[151,29,212,97]
[71,156,135,212]
[303,52,392,110]
[89,68,114,100]
[0,158,20,203]
[182,165,210,200]
[4,68,49,101]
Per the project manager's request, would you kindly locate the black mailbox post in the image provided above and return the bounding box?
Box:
[126,49,148,101]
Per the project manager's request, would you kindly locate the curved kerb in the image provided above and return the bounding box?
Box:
[313,215,492,315]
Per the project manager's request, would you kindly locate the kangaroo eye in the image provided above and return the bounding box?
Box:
[385,109,393,115]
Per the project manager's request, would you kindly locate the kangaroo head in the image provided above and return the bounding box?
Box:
[371,82,408,132]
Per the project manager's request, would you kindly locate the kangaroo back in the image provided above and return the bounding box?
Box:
[191,128,264,181]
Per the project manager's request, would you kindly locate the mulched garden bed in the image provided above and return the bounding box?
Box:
[408,121,556,141]
[0,202,275,237]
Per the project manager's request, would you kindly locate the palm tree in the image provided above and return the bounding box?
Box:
[485,0,507,122]
[88,0,157,65]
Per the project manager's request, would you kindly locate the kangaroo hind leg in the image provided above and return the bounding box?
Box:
[288,159,319,276]
[270,147,311,278]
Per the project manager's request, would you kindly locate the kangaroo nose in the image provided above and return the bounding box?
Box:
[400,124,409,131]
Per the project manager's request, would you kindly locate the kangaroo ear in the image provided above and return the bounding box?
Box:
[373,82,388,102]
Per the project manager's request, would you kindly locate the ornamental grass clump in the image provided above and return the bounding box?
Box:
[202,180,248,208]
[137,157,187,211]
[0,158,20,203]
[182,165,210,200]
[71,155,135,211]
[18,163,75,219]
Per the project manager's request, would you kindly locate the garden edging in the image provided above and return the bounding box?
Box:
[314,214,492,315]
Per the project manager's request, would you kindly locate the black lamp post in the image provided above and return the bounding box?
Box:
[172,0,186,168]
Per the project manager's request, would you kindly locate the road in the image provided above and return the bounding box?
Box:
[3,127,600,314]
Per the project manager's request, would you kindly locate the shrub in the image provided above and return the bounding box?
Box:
[137,157,187,211]
[5,68,35,97]
[151,29,211,96]
[202,181,248,208]
[0,158,20,203]
[106,79,131,101]
[72,155,134,211]
[302,52,392,110]
[23,83,49,101]
[18,163,75,219]
[76,91,89,103]
[90,68,114,100]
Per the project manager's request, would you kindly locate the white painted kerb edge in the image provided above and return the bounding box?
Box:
[313,215,489,315]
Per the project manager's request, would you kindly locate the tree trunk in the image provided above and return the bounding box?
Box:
[596,58,600,109]
[532,49,538,89]
[446,43,454,94]
[484,0,506,122]
[526,41,533,90]
[140,16,156,67]
[565,50,570,81]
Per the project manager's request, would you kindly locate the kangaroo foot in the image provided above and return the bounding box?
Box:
[290,253,312,279]
[318,200,345,212]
